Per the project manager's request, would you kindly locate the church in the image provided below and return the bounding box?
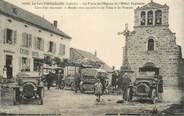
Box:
[121,0,184,102]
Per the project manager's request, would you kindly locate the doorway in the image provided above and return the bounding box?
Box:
[6,55,13,79]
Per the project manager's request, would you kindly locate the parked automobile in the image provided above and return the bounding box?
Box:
[63,74,76,90]
[13,72,44,105]
[129,71,160,104]
[80,68,109,94]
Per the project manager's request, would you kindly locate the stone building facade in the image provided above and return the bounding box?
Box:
[121,1,183,102]
[0,0,71,79]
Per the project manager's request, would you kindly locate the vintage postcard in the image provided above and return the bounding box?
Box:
[0,0,184,115]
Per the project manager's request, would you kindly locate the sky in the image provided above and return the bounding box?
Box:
[5,0,184,69]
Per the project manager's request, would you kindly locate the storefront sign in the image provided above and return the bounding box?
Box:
[20,48,29,55]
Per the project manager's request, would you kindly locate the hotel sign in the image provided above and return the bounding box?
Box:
[20,48,29,55]
[32,51,39,57]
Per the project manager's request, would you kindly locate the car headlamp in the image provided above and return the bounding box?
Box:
[34,87,37,91]
[40,82,44,86]
[20,87,23,91]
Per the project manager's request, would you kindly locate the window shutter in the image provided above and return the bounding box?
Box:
[34,37,37,49]
[29,34,32,48]
[27,58,30,69]
[22,33,25,47]
[54,43,56,53]
[63,45,66,56]
[41,39,44,51]
[13,30,17,45]
[47,41,50,52]
[59,44,61,55]
[0,27,2,43]
[19,57,22,71]
[4,28,7,44]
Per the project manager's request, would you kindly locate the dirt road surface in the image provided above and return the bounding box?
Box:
[0,88,172,116]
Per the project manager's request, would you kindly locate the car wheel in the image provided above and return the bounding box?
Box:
[71,82,75,91]
[60,81,65,89]
[151,89,157,104]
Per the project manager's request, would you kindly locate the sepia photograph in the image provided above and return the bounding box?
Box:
[0,0,184,115]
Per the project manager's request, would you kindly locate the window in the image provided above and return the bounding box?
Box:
[147,11,153,25]
[59,44,66,56]
[22,33,32,48]
[4,28,17,45]
[48,41,56,53]
[33,58,41,72]
[35,37,44,50]
[21,57,30,71]
[141,11,146,25]
[155,10,162,25]
[148,39,154,51]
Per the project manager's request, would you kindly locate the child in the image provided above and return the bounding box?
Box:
[94,79,103,102]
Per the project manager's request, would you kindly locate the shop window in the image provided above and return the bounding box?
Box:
[155,10,162,25]
[147,11,153,25]
[33,58,41,72]
[21,57,30,71]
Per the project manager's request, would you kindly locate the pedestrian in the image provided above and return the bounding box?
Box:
[121,73,131,103]
[56,70,64,90]
[158,75,163,102]
[100,77,106,94]
[74,72,81,93]
[94,78,103,102]
[2,66,7,83]
[45,71,54,90]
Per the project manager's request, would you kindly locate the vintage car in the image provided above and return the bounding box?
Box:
[13,72,44,105]
[130,71,160,104]
[63,74,76,90]
[80,68,109,93]
[41,67,65,89]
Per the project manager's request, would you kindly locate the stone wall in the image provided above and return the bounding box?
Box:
[126,26,181,86]
[123,26,183,102]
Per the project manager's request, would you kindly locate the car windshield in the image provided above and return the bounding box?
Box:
[138,71,155,78]
[97,72,106,77]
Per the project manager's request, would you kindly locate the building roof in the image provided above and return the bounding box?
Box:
[70,48,113,72]
[0,0,71,39]
[136,1,168,10]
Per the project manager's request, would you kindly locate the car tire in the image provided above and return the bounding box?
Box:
[71,82,75,91]
[60,81,65,89]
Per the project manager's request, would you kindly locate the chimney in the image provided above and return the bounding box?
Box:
[94,50,97,57]
[53,20,58,27]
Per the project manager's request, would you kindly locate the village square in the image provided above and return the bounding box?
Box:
[0,0,184,115]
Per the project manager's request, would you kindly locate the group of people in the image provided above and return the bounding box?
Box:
[94,71,131,102]
[41,69,163,103]
[96,70,164,103]
[42,69,64,90]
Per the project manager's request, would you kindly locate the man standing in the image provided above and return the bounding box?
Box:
[2,66,7,83]
[158,75,163,102]
[74,72,81,93]
[121,73,131,102]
